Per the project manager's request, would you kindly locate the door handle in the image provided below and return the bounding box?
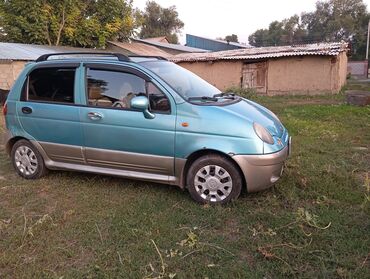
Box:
[21,106,32,114]
[87,112,103,120]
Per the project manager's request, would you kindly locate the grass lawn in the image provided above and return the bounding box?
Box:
[0,93,369,278]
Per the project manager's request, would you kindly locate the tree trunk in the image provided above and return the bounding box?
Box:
[56,7,66,46]
[45,24,52,46]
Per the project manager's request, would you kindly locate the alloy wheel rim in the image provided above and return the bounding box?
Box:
[14,146,38,176]
[194,165,233,202]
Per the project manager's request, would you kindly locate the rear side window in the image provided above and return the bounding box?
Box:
[27,68,75,104]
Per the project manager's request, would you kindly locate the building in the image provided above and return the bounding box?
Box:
[171,42,348,95]
[131,38,207,55]
[186,34,249,52]
[106,41,171,57]
[144,36,170,44]
[0,42,99,93]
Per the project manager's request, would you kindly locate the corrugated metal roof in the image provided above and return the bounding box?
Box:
[170,42,349,63]
[107,41,171,57]
[144,36,169,43]
[132,38,208,53]
[0,42,99,61]
[186,34,250,49]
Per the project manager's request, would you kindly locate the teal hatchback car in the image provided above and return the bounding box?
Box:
[3,53,291,204]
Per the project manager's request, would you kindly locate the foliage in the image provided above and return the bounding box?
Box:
[224,34,239,43]
[248,15,307,47]
[248,0,370,60]
[0,0,136,48]
[224,86,256,99]
[216,34,239,43]
[138,1,184,44]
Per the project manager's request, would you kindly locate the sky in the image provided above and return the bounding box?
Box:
[133,0,370,45]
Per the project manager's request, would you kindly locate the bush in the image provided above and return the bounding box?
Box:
[224,87,256,99]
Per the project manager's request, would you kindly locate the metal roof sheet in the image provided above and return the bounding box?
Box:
[170,42,349,63]
[132,38,208,53]
[107,41,171,57]
[186,34,250,49]
[0,42,99,61]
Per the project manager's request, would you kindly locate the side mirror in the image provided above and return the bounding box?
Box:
[130,96,155,119]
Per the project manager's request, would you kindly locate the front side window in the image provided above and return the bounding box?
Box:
[87,69,146,109]
[27,68,75,103]
[147,82,170,113]
[87,68,170,113]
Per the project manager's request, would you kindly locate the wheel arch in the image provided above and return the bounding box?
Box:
[5,136,28,155]
[179,149,246,189]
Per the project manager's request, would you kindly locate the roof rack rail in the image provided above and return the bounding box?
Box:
[128,55,168,61]
[36,52,131,62]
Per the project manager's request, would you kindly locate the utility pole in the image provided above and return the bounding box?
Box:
[366,20,370,78]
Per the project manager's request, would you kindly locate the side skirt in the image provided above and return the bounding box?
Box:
[31,140,182,187]
[46,160,178,185]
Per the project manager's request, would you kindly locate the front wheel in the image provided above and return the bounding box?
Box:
[186,154,242,204]
[11,139,48,179]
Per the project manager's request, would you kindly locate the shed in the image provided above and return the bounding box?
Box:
[106,41,171,58]
[131,38,208,55]
[171,42,349,95]
[144,36,170,44]
[0,42,98,92]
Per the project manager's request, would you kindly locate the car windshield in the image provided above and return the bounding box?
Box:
[140,61,221,101]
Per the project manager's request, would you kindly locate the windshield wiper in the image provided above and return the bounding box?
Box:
[188,96,218,102]
[213,92,237,99]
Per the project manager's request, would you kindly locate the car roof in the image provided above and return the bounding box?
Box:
[34,52,168,64]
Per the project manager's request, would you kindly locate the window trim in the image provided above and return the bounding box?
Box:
[84,66,172,115]
[23,65,78,105]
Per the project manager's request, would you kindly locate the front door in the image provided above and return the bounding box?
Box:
[80,65,176,176]
[17,65,85,164]
[242,62,267,94]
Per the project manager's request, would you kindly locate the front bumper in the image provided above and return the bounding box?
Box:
[233,138,291,193]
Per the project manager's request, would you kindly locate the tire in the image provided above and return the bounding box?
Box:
[186,154,242,204]
[11,139,48,179]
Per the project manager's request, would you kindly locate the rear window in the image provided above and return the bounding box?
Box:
[26,68,75,104]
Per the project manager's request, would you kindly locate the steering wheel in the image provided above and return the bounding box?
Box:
[112,101,125,108]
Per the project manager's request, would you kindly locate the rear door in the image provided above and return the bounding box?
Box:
[17,64,85,164]
[79,64,176,176]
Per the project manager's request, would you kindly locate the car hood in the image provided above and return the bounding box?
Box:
[216,98,285,137]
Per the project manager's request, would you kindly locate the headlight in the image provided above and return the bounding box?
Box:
[253,122,274,144]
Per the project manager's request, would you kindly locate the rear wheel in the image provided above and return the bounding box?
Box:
[186,154,242,204]
[11,140,48,179]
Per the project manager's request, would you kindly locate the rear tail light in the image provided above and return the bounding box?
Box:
[2,102,7,116]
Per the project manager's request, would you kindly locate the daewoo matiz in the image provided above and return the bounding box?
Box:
[3,53,291,204]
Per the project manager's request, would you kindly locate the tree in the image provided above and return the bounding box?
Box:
[224,34,239,43]
[138,1,184,44]
[248,15,306,47]
[248,0,370,60]
[0,0,136,48]
[302,0,369,59]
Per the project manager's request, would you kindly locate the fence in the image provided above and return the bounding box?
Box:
[347,61,368,78]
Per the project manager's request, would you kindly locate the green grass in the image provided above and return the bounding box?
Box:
[1,94,369,278]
